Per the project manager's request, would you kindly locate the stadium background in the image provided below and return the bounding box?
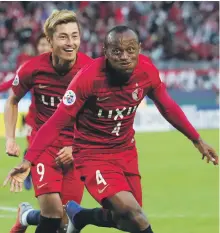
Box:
[0,1,219,233]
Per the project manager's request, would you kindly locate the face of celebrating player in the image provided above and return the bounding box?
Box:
[104,30,141,75]
[37,37,51,55]
[49,22,80,66]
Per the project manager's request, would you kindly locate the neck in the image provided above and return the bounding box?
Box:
[51,53,76,74]
[106,61,131,87]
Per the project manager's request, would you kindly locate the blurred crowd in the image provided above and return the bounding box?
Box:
[0,1,219,72]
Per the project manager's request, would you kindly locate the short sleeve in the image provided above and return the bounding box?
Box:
[12,62,33,99]
[59,65,93,119]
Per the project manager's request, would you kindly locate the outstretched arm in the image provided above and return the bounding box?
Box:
[148,83,218,165]
[148,83,199,141]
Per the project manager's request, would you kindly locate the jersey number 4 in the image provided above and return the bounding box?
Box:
[96,170,107,185]
[111,122,121,136]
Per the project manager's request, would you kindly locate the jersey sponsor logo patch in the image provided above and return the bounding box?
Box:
[132,88,143,101]
[63,90,76,106]
[12,75,19,86]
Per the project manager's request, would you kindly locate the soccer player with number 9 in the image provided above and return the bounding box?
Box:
[4,10,92,233]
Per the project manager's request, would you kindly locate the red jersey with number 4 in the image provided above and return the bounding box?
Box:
[59,54,160,153]
[12,52,92,146]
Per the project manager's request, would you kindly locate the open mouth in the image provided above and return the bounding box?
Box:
[63,48,74,53]
[121,62,131,67]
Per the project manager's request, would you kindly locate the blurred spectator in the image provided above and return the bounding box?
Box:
[0,1,219,72]
[16,43,35,68]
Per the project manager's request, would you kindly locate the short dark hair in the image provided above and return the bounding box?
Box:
[36,33,46,45]
[104,25,139,47]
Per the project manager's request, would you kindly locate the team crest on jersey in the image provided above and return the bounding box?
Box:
[63,90,76,106]
[132,88,143,101]
[12,75,19,86]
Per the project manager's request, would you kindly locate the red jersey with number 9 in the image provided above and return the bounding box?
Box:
[12,52,92,147]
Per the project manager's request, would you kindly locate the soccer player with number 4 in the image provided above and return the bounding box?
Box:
[4,26,218,233]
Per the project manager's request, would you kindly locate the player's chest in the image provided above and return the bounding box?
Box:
[33,73,73,107]
[88,77,151,119]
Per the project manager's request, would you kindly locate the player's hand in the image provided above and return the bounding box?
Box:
[56,146,73,166]
[193,138,218,165]
[3,160,31,192]
[5,138,20,157]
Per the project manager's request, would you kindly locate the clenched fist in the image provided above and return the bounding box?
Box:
[6,138,20,157]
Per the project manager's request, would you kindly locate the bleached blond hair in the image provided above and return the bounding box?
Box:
[44,10,80,38]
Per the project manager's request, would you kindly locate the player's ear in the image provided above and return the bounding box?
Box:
[47,36,53,48]
[138,43,141,53]
[103,46,107,58]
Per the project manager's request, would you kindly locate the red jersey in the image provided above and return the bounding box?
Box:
[25,54,199,164]
[59,54,160,153]
[24,93,36,127]
[12,52,92,146]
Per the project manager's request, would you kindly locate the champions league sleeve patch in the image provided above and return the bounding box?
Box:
[63,90,76,106]
[12,74,19,86]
